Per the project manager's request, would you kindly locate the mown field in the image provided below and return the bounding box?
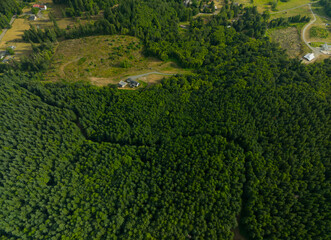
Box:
[46,35,191,86]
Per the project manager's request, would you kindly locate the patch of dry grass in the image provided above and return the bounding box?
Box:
[0,18,32,56]
[268,27,306,58]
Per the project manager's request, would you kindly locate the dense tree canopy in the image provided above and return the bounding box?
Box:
[0,0,330,239]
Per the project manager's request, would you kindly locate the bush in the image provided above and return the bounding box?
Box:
[6,47,14,55]
[31,7,39,15]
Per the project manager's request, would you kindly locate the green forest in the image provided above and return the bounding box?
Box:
[0,0,330,239]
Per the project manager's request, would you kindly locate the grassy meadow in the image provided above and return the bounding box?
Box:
[46,35,191,87]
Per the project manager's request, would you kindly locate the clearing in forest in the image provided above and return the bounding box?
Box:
[268,27,309,58]
[46,35,191,87]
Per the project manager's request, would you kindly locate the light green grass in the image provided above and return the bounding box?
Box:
[309,42,327,47]
[234,0,312,13]
[270,5,311,19]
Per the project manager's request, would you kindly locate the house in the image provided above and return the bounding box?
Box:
[0,51,6,60]
[29,15,37,21]
[118,80,127,88]
[126,78,140,87]
[33,4,47,10]
[9,46,16,50]
[303,53,315,61]
[183,0,192,6]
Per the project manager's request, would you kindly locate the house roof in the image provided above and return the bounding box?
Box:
[118,81,127,87]
[304,53,315,61]
[33,4,46,8]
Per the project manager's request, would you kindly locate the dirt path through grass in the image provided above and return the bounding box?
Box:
[59,57,81,77]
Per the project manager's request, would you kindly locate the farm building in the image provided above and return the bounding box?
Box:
[303,53,315,61]
[118,80,127,88]
[33,4,47,10]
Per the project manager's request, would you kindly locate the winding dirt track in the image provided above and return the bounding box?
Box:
[302,4,319,53]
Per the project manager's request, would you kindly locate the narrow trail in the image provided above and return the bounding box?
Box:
[128,71,175,80]
[302,4,321,54]
[59,57,81,77]
[270,0,320,14]
[270,3,311,14]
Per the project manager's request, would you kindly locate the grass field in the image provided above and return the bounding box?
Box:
[45,35,191,87]
[268,27,308,58]
[270,5,311,20]
[234,0,311,13]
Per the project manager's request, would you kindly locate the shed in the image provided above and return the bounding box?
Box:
[303,53,315,61]
[118,80,127,88]
[29,15,37,21]
[0,51,6,60]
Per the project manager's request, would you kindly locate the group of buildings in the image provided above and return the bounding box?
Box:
[29,3,47,21]
[0,46,15,63]
[118,78,140,88]
[304,43,330,62]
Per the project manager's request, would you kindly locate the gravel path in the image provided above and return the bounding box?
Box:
[128,72,175,80]
[302,4,320,54]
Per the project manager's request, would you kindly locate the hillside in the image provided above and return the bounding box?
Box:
[0,0,330,239]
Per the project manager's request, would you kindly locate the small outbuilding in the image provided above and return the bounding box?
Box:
[0,51,6,60]
[29,15,37,21]
[118,80,127,88]
[33,4,47,10]
[303,53,315,61]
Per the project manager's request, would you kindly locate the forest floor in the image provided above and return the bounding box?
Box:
[46,35,191,87]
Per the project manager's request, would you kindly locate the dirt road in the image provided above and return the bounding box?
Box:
[302,4,318,52]
[128,72,175,80]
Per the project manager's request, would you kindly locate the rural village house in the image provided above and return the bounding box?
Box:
[33,4,47,10]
